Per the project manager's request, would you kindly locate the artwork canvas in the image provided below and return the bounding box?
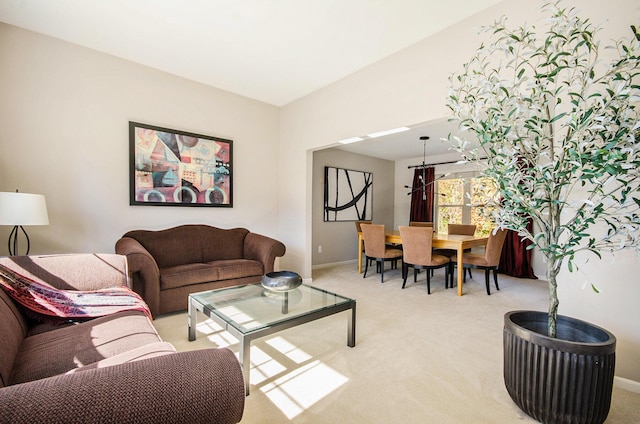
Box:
[130,122,232,207]
[324,166,372,221]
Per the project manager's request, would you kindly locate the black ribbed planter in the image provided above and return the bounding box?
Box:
[504,311,616,424]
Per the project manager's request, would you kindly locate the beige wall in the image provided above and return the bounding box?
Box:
[312,149,395,266]
[0,23,281,255]
[279,0,640,384]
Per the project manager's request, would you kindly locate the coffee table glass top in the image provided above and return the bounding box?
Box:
[190,284,354,334]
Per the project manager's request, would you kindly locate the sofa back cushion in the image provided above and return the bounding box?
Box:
[0,289,28,388]
[0,254,128,291]
[123,225,249,268]
[199,226,248,263]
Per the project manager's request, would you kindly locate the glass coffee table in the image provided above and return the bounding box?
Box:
[188,283,356,395]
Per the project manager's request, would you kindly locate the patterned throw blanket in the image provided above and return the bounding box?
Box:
[0,264,151,321]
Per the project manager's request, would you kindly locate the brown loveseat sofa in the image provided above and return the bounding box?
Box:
[116,224,286,317]
[0,254,245,424]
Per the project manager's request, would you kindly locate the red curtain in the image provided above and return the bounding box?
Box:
[499,218,537,279]
[498,156,537,279]
[409,167,435,222]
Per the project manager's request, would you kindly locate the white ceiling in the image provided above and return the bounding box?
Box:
[0,0,497,159]
[333,117,465,162]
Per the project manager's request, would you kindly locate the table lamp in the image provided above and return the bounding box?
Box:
[0,191,49,256]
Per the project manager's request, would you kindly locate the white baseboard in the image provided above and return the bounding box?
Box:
[312,259,357,270]
[614,376,640,394]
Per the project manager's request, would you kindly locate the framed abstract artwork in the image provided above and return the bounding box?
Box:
[323,166,373,222]
[129,122,232,207]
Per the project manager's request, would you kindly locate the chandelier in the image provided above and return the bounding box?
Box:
[405,136,431,200]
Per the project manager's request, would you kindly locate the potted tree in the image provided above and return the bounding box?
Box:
[446,1,640,423]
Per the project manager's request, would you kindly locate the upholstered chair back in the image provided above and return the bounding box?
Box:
[360,224,386,258]
[448,224,476,236]
[398,226,435,265]
[354,220,372,232]
[484,228,508,266]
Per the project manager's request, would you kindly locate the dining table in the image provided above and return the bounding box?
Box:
[357,230,489,296]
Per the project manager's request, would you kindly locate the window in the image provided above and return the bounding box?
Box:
[436,174,496,236]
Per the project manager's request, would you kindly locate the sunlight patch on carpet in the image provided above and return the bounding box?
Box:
[260,360,348,419]
[266,336,312,364]
[249,345,288,385]
[195,319,238,348]
[194,318,349,418]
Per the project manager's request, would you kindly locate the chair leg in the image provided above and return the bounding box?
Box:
[485,268,491,295]
[454,264,458,288]
[414,268,418,283]
[444,265,449,290]
[402,263,409,288]
[426,268,431,294]
[380,260,385,283]
[444,265,448,289]
[467,269,473,279]
[493,269,500,291]
[363,256,369,278]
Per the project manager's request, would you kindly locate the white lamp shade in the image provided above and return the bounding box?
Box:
[0,192,49,226]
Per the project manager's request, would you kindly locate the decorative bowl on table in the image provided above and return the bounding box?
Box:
[261,271,302,292]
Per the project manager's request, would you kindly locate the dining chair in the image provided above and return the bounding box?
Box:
[448,227,507,295]
[354,220,372,232]
[398,226,450,294]
[447,224,476,236]
[409,221,434,228]
[355,220,374,268]
[359,220,402,250]
[435,223,477,279]
[361,224,403,283]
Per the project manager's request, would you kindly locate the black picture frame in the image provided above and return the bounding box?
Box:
[323,166,373,221]
[129,122,233,207]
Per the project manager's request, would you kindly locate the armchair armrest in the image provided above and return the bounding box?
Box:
[115,237,161,317]
[0,348,245,424]
[244,233,286,274]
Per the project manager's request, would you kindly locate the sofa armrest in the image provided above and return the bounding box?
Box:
[244,233,286,274]
[115,237,161,317]
[0,348,245,424]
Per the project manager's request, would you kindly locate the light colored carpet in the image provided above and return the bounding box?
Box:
[154,262,640,423]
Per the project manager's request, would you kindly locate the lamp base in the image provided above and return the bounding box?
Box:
[8,225,30,256]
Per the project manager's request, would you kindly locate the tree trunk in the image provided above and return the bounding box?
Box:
[547,260,559,338]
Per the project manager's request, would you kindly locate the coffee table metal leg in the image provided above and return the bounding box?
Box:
[347,302,356,347]
[239,337,251,395]
[188,299,196,341]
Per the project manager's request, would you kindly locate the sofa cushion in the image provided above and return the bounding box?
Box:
[9,310,161,385]
[160,263,220,290]
[159,259,263,290]
[66,342,176,374]
[213,259,264,281]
